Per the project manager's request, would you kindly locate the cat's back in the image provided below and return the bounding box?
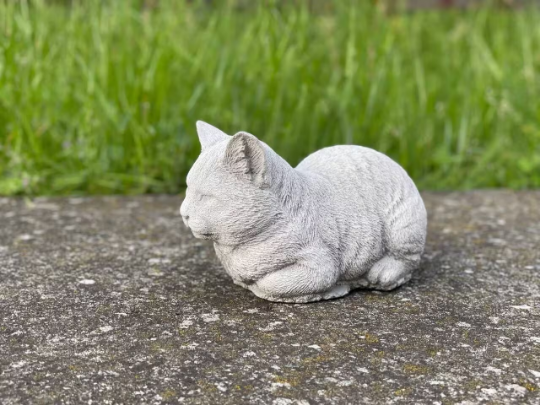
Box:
[296,145,413,194]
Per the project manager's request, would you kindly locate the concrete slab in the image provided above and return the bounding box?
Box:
[0,191,539,404]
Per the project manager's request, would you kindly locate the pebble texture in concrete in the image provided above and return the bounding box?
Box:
[0,191,539,404]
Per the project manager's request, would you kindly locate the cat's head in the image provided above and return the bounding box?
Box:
[180,121,286,245]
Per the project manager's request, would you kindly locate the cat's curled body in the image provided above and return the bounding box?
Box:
[180,121,427,303]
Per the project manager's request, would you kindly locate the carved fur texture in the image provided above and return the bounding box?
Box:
[180,121,427,303]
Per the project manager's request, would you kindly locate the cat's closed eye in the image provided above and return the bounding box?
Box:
[198,193,213,202]
[186,187,212,202]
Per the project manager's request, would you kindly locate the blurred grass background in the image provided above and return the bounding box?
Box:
[0,0,539,195]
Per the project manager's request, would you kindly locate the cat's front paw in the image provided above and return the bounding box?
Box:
[248,282,350,303]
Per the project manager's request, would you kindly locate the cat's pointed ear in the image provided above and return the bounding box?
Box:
[224,132,267,187]
[196,121,229,150]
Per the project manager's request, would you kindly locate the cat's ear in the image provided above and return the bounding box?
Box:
[196,121,229,150]
[224,132,267,187]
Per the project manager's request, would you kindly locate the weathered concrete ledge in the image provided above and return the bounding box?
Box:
[0,191,539,404]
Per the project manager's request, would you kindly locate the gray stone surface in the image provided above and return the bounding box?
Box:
[0,191,539,405]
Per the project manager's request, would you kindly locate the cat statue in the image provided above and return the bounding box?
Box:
[180,121,427,303]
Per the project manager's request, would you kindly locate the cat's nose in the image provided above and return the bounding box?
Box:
[181,214,189,227]
[179,204,189,226]
[179,202,189,219]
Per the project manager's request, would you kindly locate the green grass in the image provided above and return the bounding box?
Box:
[1,0,539,195]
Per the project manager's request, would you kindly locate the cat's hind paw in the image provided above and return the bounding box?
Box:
[366,256,412,291]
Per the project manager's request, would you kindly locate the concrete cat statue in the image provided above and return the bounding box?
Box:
[180,121,427,303]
